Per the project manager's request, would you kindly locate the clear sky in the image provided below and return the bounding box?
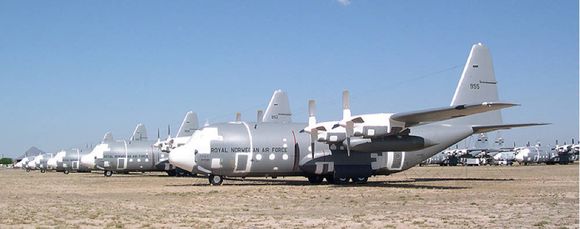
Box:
[0,0,578,157]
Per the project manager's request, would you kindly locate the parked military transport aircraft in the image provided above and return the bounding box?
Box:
[169,43,545,185]
[80,124,178,177]
[27,153,54,173]
[47,148,92,174]
[154,111,199,153]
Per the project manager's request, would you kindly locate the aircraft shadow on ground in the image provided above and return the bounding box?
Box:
[162,177,518,190]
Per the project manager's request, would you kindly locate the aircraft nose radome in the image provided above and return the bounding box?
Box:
[80,155,95,168]
[169,147,195,172]
[515,154,524,162]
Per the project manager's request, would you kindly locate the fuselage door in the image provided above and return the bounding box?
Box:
[117,158,126,170]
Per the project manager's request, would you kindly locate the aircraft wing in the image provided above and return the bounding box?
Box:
[472,123,549,134]
[390,102,517,127]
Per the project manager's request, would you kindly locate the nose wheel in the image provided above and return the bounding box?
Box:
[104,170,113,177]
[208,175,224,186]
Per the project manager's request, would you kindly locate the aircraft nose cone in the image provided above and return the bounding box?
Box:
[80,154,95,169]
[515,153,524,162]
[169,146,195,172]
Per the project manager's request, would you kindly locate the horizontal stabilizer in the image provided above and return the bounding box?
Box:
[472,123,550,134]
[391,102,517,127]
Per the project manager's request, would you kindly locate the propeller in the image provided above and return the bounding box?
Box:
[331,90,363,156]
[154,128,162,148]
[301,100,322,159]
[257,110,264,123]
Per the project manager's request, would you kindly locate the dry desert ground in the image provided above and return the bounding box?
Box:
[0,164,578,228]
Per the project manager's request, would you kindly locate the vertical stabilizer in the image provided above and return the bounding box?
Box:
[262,90,292,123]
[449,43,502,126]
[176,111,198,138]
[130,123,148,141]
[102,132,114,143]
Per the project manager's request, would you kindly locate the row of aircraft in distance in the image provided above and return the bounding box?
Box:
[420,134,579,166]
[14,43,554,185]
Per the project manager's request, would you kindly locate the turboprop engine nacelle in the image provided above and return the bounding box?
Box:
[350,113,407,138]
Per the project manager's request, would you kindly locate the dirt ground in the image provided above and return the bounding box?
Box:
[0,164,577,228]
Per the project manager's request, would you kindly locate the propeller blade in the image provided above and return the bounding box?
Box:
[345,121,354,156]
[257,110,264,123]
[236,112,242,122]
[342,90,351,120]
[346,137,351,157]
[310,129,318,158]
[308,100,316,126]
[157,128,160,139]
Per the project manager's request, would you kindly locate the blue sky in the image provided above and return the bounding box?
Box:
[0,0,577,157]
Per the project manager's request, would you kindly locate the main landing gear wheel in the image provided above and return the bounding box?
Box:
[324,175,335,184]
[352,177,369,184]
[40,169,46,173]
[307,176,324,184]
[26,168,30,172]
[334,177,350,185]
[64,170,70,175]
[104,170,113,177]
[166,170,177,177]
[209,175,224,186]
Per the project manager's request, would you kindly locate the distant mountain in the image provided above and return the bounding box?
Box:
[15,146,46,160]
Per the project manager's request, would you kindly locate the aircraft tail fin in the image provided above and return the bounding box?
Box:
[130,123,148,141]
[448,43,502,126]
[262,90,292,123]
[176,111,198,138]
[102,132,114,143]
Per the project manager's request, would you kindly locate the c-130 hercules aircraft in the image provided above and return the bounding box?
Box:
[169,43,545,185]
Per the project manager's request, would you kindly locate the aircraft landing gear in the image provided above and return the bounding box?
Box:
[352,177,369,184]
[63,170,70,175]
[104,170,113,177]
[208,174,223,186]
[25,168,30,172]
[324,175,335,184]
[334,176,350,185]
[40,169,46,173]
[307,175,324,184]
[166,170,177,177]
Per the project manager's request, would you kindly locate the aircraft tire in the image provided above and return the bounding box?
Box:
[40,169,46,173]
[334,177,350,185]
[166,170,177,177]
[352,177,368,184]
[26,168,30,172]
[307,176,324,184]
[64,170,70,175]
[209,175,223,186]
[324,175,335,184]
[104,170,113,177]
